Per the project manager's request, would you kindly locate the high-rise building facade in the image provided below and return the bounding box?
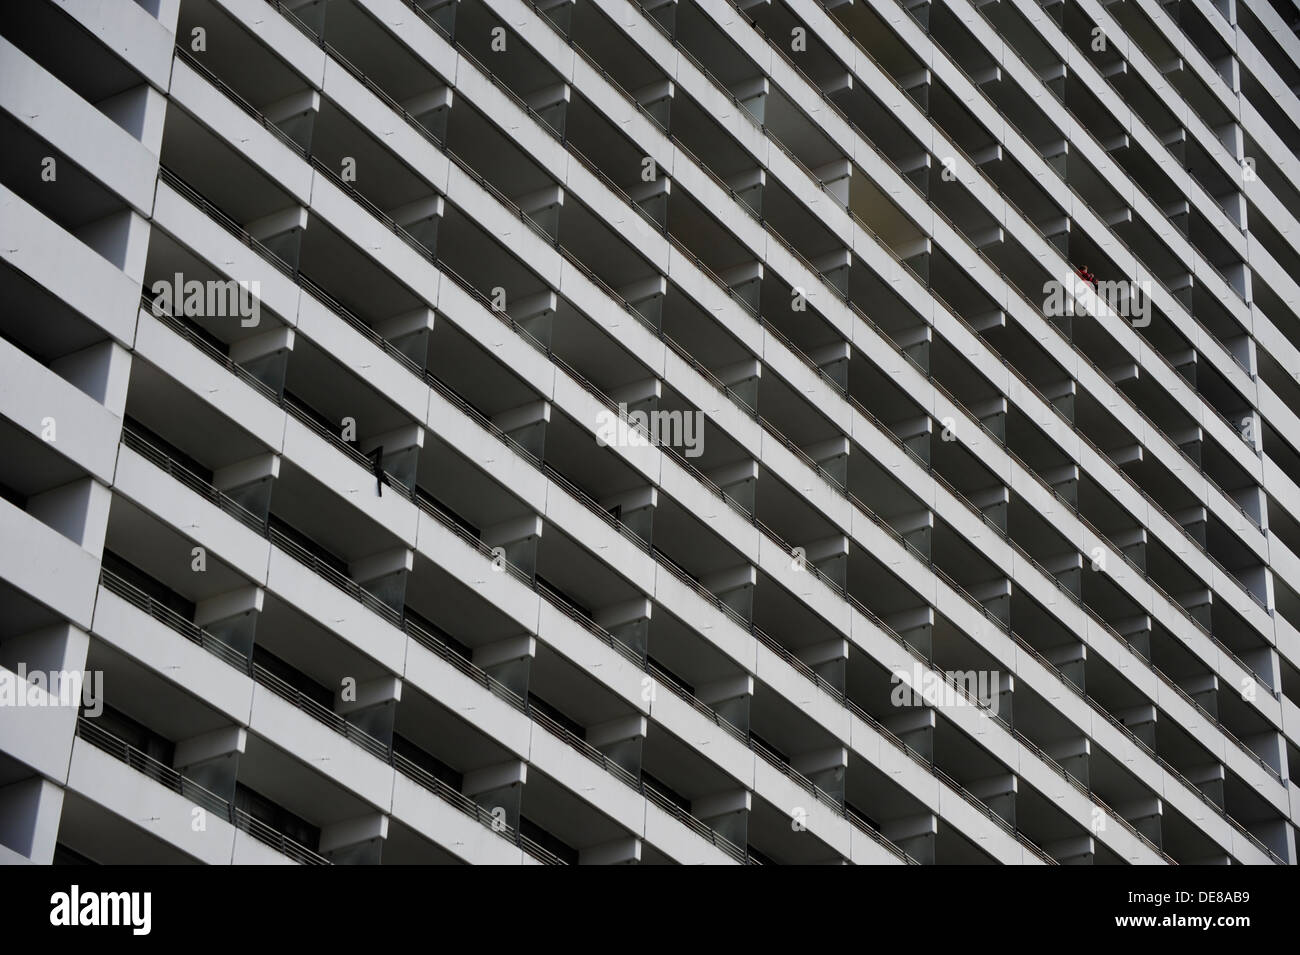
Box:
[1,0,1297,865]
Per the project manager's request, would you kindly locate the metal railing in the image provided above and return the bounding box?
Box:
[819,0,1253,353]
[404,613,749,861]
[100,566,391,759]
[252,662,392,760]
[174,45,306,157]
[1014,623,1285,863]
[197,3,1284,862]
[881,283,1274,634]
[159,148,1283,862]
[121,428,267,535]
[260,0,1268,605]
[619,0,1266,544]
[549,0,1275,627]
[390,752,566,864]
[76,717,329,864]
[406,464,919,863]
[142,294,280,401]
[261,0,1267,648]
[723,0,1264,496]
[118,377,405,632]
[157,167,294,280]
[100,566,565,863]
[308,155,436,262]
[640,783,748,862]
[100,567,251,671]
[413,490,536,591]
[267,525,404,626]
[147,249,1240,868]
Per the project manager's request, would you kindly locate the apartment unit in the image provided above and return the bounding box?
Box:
[0,0,1297,865]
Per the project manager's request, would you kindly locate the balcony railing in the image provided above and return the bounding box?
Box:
[402,616,749,862]
[389,752,566,864]
[170,13,1279,867]
[612,0,1267,546]
[145,257,1200,869]
[100,565,567,863]
[742,0,1264,509]
[266,0,1268,639]
[807,0,1255,377]
[75,717,329,865]
[465,0,1277,641]
[121,428,267,535]
[154,157,1281,863]
[121,416,405,630]
[249,0,1271,653]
